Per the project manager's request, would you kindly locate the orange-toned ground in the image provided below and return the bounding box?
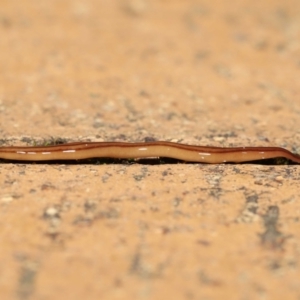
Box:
[1,1,300,299]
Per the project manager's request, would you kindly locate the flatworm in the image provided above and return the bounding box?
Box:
[0,141,299,163]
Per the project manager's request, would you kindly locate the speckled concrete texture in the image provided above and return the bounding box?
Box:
[1,0,300,299]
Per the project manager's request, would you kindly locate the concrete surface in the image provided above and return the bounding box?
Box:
[1,0,300,299]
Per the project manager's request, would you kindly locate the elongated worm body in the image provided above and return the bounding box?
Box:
[0,141,300,163]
